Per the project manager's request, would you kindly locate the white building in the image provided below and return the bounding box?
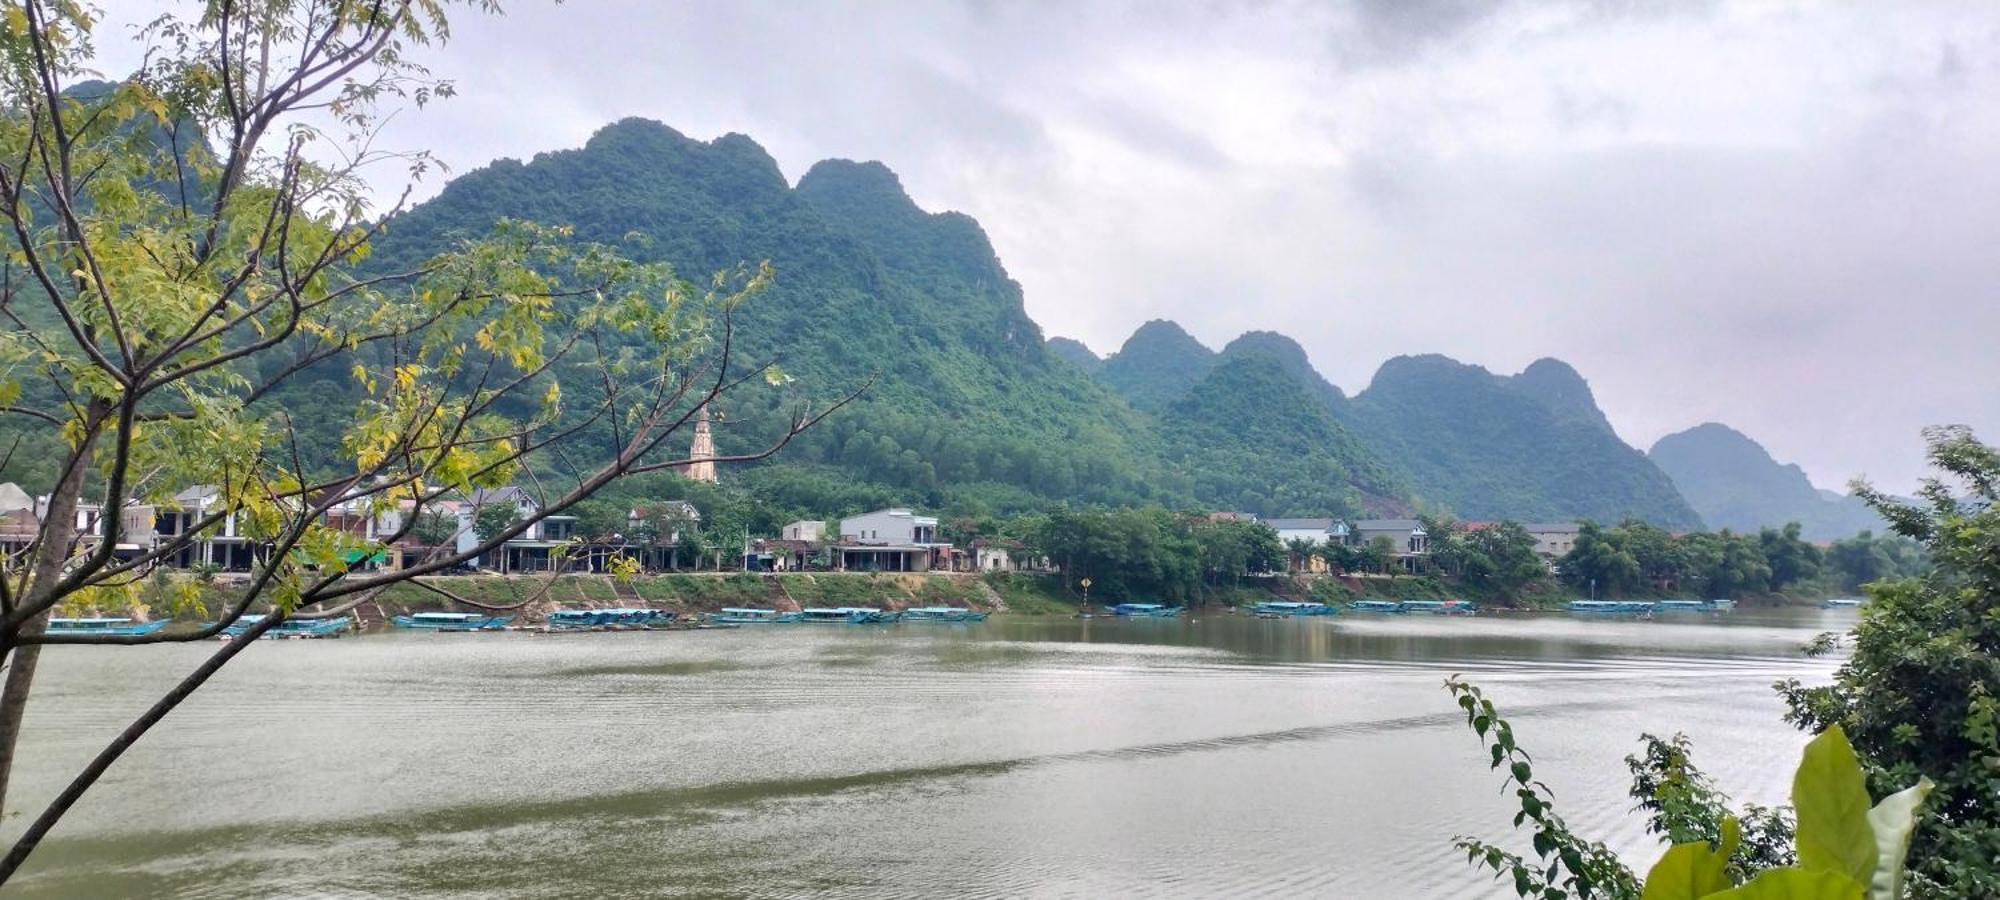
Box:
[835,508,947,572]
[1264,518,1350,547]
[782,519,826,542]
[1522,522,1583,569]
[456,486,577,573]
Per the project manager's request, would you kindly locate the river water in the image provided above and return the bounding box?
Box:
[5,608,1853,898]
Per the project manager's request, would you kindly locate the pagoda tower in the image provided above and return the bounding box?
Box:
[682,405,717,483]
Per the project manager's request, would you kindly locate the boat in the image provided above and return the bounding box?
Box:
[1248,601,1335,617]
[390,612,514,631]
[900,607,990,622]
[1400,600,1476,616]
[705,607,803,624]
[798,607,901,624]
[545,608,678,630]
[1567,600,1656,615]
[44,617,171,636]
[1110,603,1184,618]
[222,614,356,639]
[1821,597,1865,609]
[1346,599,1406,614]
[1706,598,1738,611]
[1651,600,1714,614]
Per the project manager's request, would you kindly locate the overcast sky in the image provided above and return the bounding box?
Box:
[94,1,2000,493]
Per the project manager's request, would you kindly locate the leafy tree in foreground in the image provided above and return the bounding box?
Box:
[1778,426,2000,898]
[1449,678,1930,900]
[0,1,852,883]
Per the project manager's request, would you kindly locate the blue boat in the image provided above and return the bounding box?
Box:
[1346,599,1406,614]
[798,607,900,624]
[1249,601,1335,617]
[706,607,803,624]
[1821,598,1865,609]
[1651,600,1714,614]
[546,608,678,629]
[222,614,355,639]
[1568,600,1655,615]
[1401,600,1476,616]
[45,617,171,636]
[391,612,514,631]
[1111,603,1184,618]
[901,607,990,622]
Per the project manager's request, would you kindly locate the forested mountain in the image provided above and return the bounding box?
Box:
[1077,317,1701,527]
[365,118,1167,513]
[1339,355,1703,527]
[1649,423,1882,540]
[9,110,1726,526]
[1096,319,1217,412]
[1508,358,1616,435]
[1217,331,1350,413]
[1045,337,1102,374]
[1159,355,1402,517]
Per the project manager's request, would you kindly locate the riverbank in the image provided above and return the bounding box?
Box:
[78,568,1853,625]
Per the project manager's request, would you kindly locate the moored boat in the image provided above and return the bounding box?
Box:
[45,617,170,637]
[1346,599,1405,614]
[798,607,900,624]
[1248,601,1335,617]
[391,612,514,631]
[900,607,989,622]
[1651,600,1713,614]
[1820,597,1865,609]
[545,608,678,630]
[1400,600,1476,616]
[221,614,356,639]
[1567,600,1655,615]
[706,607,802,624]
[1111,603,1184,618]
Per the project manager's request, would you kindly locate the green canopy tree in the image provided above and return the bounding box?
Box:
[0,2,852,882]
[1779,426,2000,898]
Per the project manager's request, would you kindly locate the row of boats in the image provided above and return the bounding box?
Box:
[1566,599,1736,615]
[35,595,1858,639]
[1244,599,1479,617]
[705,606,990,624]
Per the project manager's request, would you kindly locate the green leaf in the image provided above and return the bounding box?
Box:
[1791,726,1877,886]
[1641,817,1740,900]
[1863,777,1931,900]
[1700,867,1864,900]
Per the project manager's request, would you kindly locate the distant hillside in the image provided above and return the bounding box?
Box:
[1097,320,1217,413]
[1217,331,1350,413]
[1045,337,1102,374]
[362,119,1166,512]
[1159,355,1402,517]
[1341,354,1703,527]
[1650,423,1882,540]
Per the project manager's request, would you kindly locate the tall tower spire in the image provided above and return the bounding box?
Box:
[683,405,718,483]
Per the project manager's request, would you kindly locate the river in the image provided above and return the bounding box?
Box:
[4,608,1853,898]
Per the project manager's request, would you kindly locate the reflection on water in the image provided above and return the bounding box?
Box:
[5,608,1853,898]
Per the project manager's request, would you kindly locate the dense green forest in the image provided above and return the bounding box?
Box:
[1339,354,1703,527]
[1649,422,1884,540]
[1079,322,1703,527]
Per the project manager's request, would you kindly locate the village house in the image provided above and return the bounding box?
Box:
[152,485,255,571]
[1266,517,1350,573]
[1522,522,1583,571]
[455,486,578,573]
[0,484,34,557]
[833,507,951,572]
[782,519,826,542]
[1347,518,1429,572]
